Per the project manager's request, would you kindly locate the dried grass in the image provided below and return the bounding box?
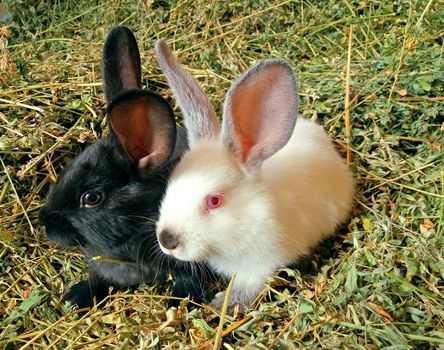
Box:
[1,0,443,349]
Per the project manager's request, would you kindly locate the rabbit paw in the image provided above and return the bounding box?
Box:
[209,291,227,309]
[209,290,243,313]
[63,278,112,310]
[64,280,96,309]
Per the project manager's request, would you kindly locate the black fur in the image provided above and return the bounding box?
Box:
[39,137,214,307]
[102,25,142,101]
[39,26,215,309]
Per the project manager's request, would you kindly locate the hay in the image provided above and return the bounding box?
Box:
[1,0,443,348]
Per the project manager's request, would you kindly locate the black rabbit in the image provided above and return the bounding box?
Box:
[39,26,214,309]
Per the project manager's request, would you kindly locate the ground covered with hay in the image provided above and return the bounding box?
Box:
[1,1,443,349]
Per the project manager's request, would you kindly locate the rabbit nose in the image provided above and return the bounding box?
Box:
[158,230,180,250]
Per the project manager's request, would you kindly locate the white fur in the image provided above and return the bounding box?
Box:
[156,118,354,307]
[154,42,354,307]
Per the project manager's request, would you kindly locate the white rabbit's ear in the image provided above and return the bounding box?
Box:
[155,40,220,148]
[222,59,298,169]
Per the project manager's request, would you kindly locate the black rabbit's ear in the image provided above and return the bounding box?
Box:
[107,91,176,172]
[102,26,142,103]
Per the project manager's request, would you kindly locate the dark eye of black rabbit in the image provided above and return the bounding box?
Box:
[80,190,104,208]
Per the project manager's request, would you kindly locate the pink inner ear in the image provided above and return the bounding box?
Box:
[109,97,174,170]
[224,61,297,167]
[111,103,154,162]
[232,79,276,162]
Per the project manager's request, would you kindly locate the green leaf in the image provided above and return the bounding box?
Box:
[345,264,358,293]
[362,217,373,231]
[192,318,216,337]
[297,302,314,314]
[406,307,425,323]
[376,325,408,346]
[405,257,419,280]
[18,290,47,313]
[364,248,378,266]
[3,290,47,326]
[389,239,402,246]
[416,75,434,92]
[332,294,346,306]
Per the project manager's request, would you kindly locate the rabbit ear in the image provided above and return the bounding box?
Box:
[102,26,142,103]
[222,59,298,170]
[107,90,176,171]
[155,40,219,148]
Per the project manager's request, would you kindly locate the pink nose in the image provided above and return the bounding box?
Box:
[158,230,180,250]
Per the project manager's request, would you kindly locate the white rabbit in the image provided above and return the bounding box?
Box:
[154,40,354,308]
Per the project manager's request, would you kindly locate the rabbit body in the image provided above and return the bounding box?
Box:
[39,27,214,309]
[158,119,354,307]
[154,41,354,308]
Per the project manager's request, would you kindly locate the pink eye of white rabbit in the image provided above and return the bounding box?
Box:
[80,190,105,208]
[204,194,223,212]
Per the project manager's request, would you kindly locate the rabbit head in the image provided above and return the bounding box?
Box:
[154,41,299,264]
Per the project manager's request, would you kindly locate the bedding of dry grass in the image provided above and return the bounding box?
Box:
[1,0,443,348]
